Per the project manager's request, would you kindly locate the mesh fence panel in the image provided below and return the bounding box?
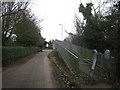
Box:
[55,40,115,71]
[53,40,91,77]
[53,40,116,82]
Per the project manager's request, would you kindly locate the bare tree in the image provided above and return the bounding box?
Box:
[2,1,29,45]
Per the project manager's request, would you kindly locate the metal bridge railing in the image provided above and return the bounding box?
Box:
[53,40,116,83]
[55,40,115,71]
[53,40,91,78]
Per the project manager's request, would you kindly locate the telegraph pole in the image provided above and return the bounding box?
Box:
[114,1,120,82]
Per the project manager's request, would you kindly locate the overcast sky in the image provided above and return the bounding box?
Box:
[29,0,105,41]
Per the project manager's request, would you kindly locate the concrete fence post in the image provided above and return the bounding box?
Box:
[91,50,97,70]
[88,49,97,84]
[104,49,111,70]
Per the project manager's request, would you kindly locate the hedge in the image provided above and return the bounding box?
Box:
[2,47,41,67]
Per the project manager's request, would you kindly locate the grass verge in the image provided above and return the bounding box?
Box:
[48,50,85,88]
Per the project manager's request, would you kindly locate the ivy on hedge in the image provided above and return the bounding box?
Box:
[2,47,41,67]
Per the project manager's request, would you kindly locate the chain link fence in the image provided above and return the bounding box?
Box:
[53,40,116,83]
[53,40,93,78]
[55,40,115,70]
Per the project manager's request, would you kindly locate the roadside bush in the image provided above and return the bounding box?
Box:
[2,47,40,67]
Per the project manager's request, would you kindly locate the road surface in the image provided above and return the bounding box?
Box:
[3,50,60,88]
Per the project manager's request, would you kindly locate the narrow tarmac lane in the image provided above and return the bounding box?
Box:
[3,50,60,88]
